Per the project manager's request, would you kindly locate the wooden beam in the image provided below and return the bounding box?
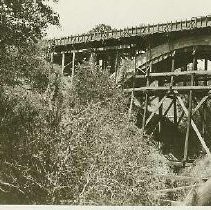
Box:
[135,70,211,79]
[177,95,211,158]
[124,85,211,93]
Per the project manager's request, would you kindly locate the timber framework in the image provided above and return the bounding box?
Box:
[44,15,211,164]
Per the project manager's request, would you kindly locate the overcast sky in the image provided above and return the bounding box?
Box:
[46,0,211,38]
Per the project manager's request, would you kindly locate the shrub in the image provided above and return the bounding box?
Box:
[0,60,172,205]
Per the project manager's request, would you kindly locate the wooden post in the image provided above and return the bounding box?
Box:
[202,58,208,141]
[173,96,177,126]
[171,52,177,126]
[114,51,119,84]
[89,52,96,69]
[183,51,196,163]
[71,51,76,86]
[177,94,211,158]
[142,63,151,130]
[61,52,65,75]
[128,53,137,120]
[194,59,198,86]
[158,91,163,141]
[170,51,175,87]
[102,55,107,71]
[182,65,187,86]
[50,52,54,63]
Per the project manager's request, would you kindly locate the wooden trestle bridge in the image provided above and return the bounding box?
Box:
[44,15,211,164]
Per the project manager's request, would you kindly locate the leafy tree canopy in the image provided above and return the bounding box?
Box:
[0,0,59,47]
[88,24,114,34]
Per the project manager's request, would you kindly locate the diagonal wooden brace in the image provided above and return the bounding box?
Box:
[145,94,168,126]
[177,95,211,159]
[192,95,209,115]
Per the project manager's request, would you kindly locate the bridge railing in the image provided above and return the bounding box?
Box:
[46,15,211,48]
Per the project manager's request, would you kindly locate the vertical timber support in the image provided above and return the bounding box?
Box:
[202,58,208,143]
[183,49,196,164]
[50,52,54,63]
[71,51,76,86]
[171,51,177,127]
[61,52,65,75]
[89,51,96,69]
[114,50,119,84]
[158,88,163,146]
[128,53,137,120]
[142,62,151,131]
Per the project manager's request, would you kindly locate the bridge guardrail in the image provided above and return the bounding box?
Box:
[45,15,211,48]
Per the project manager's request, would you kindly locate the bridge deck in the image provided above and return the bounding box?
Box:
[46,16,211,47]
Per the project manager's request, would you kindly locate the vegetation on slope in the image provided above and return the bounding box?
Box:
[0,59,173,204]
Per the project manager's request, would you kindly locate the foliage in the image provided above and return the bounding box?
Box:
[0,60,173,205]
[0,43,53,88]
[88,24,113,34]
[0,0,59,47]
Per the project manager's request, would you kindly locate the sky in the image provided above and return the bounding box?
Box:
[46,0,211,38]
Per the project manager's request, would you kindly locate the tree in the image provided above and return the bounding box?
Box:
[0,0,60,87]
[0,0,59,47]
[88,24,114,34]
